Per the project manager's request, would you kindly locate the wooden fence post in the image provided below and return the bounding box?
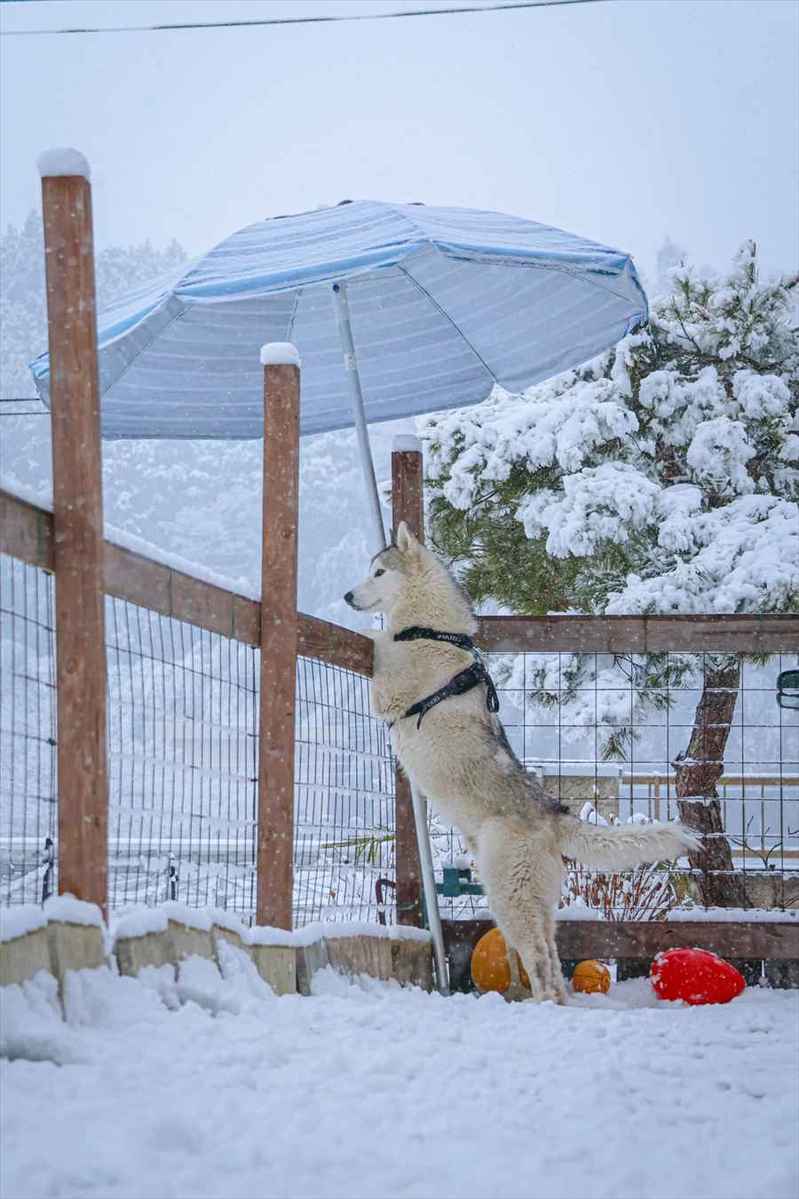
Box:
[257,347,301,929]
[39,151,108,914]
[391,436,424,927]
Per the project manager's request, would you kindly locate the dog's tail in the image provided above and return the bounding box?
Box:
[558,814,699,870]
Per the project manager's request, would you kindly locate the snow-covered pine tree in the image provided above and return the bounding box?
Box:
[655,235,686,295]
[423,243,799,906]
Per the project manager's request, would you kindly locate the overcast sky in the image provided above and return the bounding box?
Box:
[1,0,797,284]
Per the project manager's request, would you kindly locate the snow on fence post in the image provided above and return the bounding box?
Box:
[391,437,424,927]
[38,149,109,916]
[257,345,301,929]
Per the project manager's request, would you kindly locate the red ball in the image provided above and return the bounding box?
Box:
[650,948,746,1006]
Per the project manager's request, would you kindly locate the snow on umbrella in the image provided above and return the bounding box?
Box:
[30,198,647,544]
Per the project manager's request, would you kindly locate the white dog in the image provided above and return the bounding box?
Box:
[345,522,697,1003]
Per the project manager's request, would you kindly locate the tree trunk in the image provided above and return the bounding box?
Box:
[674,658,749,909]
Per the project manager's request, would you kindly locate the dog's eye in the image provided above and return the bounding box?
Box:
[374,569,385,578]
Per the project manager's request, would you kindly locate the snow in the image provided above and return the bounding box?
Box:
[0,472,52,511]
[110,908,169,942]
[161,902,213,932]
[246,924,299,947]
[207,908,247,937]
[608,493,799,614]
[685,416,755,497]
[248,921,432,947]
[105,524,259,601]
[2,966,797,1199]
[290,920,432,946]
[259,342,301,367]
[0,971,82,1065]
[43,894,103,927]
[0,905,47,943]
[392,433,422,453]
[36,147,91,180]
[519,462,661,558]
[554,906,799,923]
[663,906,799,924]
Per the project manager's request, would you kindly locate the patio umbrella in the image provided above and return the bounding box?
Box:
[30,198,648,988]
[30,198,647,549]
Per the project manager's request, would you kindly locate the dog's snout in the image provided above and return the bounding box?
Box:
[344,590,355,607]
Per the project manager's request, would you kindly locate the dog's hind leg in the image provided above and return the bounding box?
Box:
[504,946,530,1003]
[478,820,566,1004]
[542,909,568,1005]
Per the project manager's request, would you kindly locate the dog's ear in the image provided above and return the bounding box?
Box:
[395,521,419,556]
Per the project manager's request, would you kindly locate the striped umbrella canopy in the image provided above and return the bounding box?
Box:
[30,198,647,441]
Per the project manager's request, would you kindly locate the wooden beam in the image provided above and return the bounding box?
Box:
[40,166,108,915]
[256,359,300,929]
[0,490,372,673]
[442,918,799,990]
[297,613,373,676]
[391,441,424,927]
[0,491,54,571]
[477,613,799,655]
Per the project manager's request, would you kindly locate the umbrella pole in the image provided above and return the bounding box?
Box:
[334,284,449,993]
[410,782,450,994]
[332,281,386,553]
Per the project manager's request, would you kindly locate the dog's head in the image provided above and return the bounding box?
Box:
[343,522,423,614]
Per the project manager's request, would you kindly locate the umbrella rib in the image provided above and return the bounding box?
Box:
[286,287,303,342]
[396,265,499,386]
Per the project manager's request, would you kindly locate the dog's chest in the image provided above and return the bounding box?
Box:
[372,636,470,716]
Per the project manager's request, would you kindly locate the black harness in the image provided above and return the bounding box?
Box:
[392,626,500,730]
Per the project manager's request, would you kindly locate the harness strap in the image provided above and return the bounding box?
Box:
[393,626,476,652]
[392,626,500,729]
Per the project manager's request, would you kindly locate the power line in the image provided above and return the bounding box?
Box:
[1,0,606,38]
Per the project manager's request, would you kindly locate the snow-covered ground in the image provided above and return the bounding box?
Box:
[2,966,797,1199]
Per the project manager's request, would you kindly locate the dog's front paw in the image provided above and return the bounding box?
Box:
[370,680,393,721]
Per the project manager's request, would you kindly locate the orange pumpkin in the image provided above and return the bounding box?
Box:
[471,928,530,993]
[571,959,611,994]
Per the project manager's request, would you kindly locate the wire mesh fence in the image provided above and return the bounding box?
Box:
[105,598,396,925]
[3,545,799,926]
[1,552,396,924]
[105,596,259,916]
[430,649,799,918]
[294,657,394,926]
[0,555,57,905]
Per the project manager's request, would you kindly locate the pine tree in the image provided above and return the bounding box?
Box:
[655,235,686,295]
[423,243,798,905]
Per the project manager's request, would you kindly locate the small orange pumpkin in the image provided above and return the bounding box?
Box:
[471,928,530,993]
[571,959,611,994]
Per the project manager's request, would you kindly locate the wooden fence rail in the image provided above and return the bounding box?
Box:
[444,919,799,990]
[0,489,373,676]
[5,487,797,666]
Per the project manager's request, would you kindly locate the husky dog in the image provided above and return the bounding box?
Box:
[345,522,697,1004]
